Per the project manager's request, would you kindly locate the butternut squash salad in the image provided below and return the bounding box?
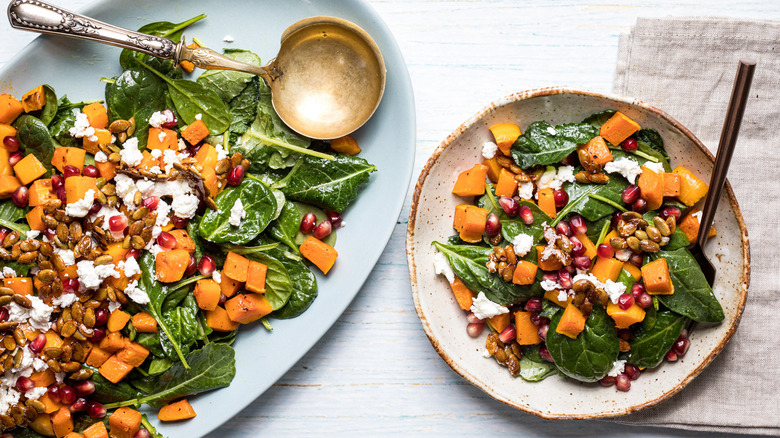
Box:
[433,111,723,391]
[0,15,375,438]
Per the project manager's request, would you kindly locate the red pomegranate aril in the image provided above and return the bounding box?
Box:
[557,270,573,288]
[630,282,645,298]
[300,212,316,234]
[560,152,577,166]
[74,380,95,397]
[29,333,47,354]
[666,350,678,362]
[157,231,177,249]
[15,376,34,392]
[59,385,76,405]
[620,137,638,151]
[659,206,682,221]
[673,337,690,356]
[632,198,647,213]
[0,308,8,323]
[529,313,550,327]
[134,429,152,438]
[198,255,216,276]
[8,151,23,167]
[629,253,644,267]
[82,165,100,178]
[599,376,616,387]
[63,165,81,178]
[622,184,641,204]
[498,196,520,217]
[218,293,227,305]
[50,174,64,190]
[524,298,543,313]
[519,204,534,225]
[11,186,28,208]
[537,324,549,340]
[93,308,109,327]
[126,248,141,260]
[624,364,641,381]
[325,210,343,228]
[569,214,587,235]
[617,293,635,310]
[47,385,61,403]
[88,401,107,419]
[142,196,160,211]
[160,109,177,129]
[597,244,614,259]
[553,189,569,208]
[88,200,102,215]
[171,214,188,229]
[570,235,585,256]
[555,221,572,237]
[184,254,198,277]
[466,322,484,338]
[108,215,128,233]
[55,187,67,203]
[226,165,245,186]
[62,278,79,294]
[466,312,483,324]
[541,273,559,284]
[637,292,653,309]
[484,213,501,236]
[91,328,106,344]
[539,345,554,363]
[2,136,20,152]
[573,256,592,270]
[0,227,9,243]
[313,220,332,240]
[615,374,631,392]
[498,325,517,343]
[69,398,88,413]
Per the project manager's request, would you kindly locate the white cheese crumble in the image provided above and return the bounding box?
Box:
[6,297,53,331]
[64,189,95,218]
[557,290,569,302]
[108,301,121,313]
[212,271,222,284]
[178,139,187,151]
[615,249,632,262]
[118,256,141,278]
[228,199,246,227]
[604,157,642,184]
[94,151,108,163]
[432,249,455,284]
[52,247,76,266]
[68,111,98,142]
[76,260,119,290]
[25,387,47,401]
[52,293,78,308]
[172,194,200,219]
[536,165,575,192]
[511,233,534,257]
[481,141,498,159]
[195,113,202,120]
[517,181,534,199]
[215,144,229,161]
[540,279,559,291]
[481,348,492,359]
[124,280,150,305]
[148,111,167,128]
[643,161,665,174]
[1,267,16,278]
[150,148,162,159]
[158,131,168,143]
[26,230,40,240]
[470,292,509,320]
[114,174,140,209]
[120,137,143,167]
[223,35,235,42]
[607,359,627,377]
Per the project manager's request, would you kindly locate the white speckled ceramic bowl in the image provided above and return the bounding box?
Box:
[406,88,749,419]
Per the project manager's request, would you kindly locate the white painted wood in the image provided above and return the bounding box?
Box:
[1,1,777,436]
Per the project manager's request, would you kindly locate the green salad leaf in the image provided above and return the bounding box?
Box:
[653,248,724,323]
[105,66,167,148]
[197,49,261,103]
[198,177,277,245]
[626,310,687,368]
[13,115,55,173]
[511,121,599,168]
[245,252,293,310]
[557,175,629,222]
[269,247,318,318]
[268,201,301,252]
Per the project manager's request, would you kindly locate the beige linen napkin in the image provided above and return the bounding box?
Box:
[612,17,780,435]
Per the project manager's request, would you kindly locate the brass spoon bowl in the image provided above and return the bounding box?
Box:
[8,1,386,139]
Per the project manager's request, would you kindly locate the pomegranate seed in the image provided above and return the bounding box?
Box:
[15,376,34,392]
[324,211,344,228]
[47,385,61,403]
[160,109,177,129]
[569,214,587,235]
[108,215,128,233]
[157,231,177,249]
[555,221,572,237]
[300,212,316,234]
[184,254,198,277]
[659,206,682,221]
[8,151,23,167]
[630,283,645,299]
[171,215,188,229]
[484,213,501,237]
[466,322,484,338]
[313,220,332,239]
[673,337,690,356]
[519,205,534,225]
[553,189,569,208]
[91,327,106,343]
[134,429,152,438]
[537,324,549,340]
[498,325,517,343]
[629,253,644,267]
[43,228,56,240]
[498,196,520,216]
[620,137,638,151]
[11,186,28,207]
[226,165,245,186]
[529,313,550,326]
[557,270,573,288]
[622,184,640,204]
[637,292,653,309]
[466,312,483,324]
[74,380,95,397]
[524,298,543,313]
[62,278,79,294]
[218,293,227,305]
[597,244,614,259]
[680,329,689,339]
[126,249,141,260]
[632,198,647,213]
[82,165,100,178]
[539,345,554,362]
[142,196,160,211]
[666,350,678,362]
[88,200,102,215]
[625,364,641,381]
[573,256,592,270]
[611,211,622,227]
[87,401,107,419]
[198,255,216,276]
[29,333,46,354]
[570,235,585,256]
[0,308,8,322]
[0,227,8,243]
[63,165,80,178]
[94,309,109,326]
[560,152,577,166]
[617,293,635,310]
[3,136,20,152]
[541,272,558,283]
[50,174,64,190]
[599,376,616,387]
[55,187,67,203]
[615,374,631,392]
[69,398,88,413]
[60,385,77,405]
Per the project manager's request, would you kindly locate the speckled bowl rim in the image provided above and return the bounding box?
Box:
[406,87,750,420]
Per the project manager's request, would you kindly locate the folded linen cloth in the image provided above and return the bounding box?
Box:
[612,17,780,436]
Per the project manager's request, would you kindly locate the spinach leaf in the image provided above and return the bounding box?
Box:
[13,115,55,172]
[585,216,610,245]
[433,241,541,305]
[500,200,550,244]
[518,355,558,382]
[148,358,173,375]
[0,261,31,277]
[616,268,636,291]
[105,67,167,148]
[641,304,658,331]
[197,49,261,103]
[636,128,670,162]
[119,15,206,77]
[135,333,164,358]
[511,121,599,168]
[546,305,620,382]
[558,175,629,222]
[268,201,301,252]
[227,77,261,147]
[270,248,318,318]
[626,310,687,368]
[280,154,377,212]
[582,109,616,129]
[49,108,78,147]
[0,200,30,234]
[652,248,724,323]
[34,85,58,126]
[108,343,236,409]
[198,177,277,244]
[159,305,199,360]
[90,371,140,404]
[244,252,293,310]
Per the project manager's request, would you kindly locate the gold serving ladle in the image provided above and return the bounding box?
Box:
[8,1,386,140]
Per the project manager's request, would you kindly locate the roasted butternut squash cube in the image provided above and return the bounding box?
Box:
[622,262,642,281]
[577,136,613,172]
[98,355,134,384]
[86,346,112,368]
[663,172,681,197]
[107,310,131,332]
[26,206,46,231]
[488,313,511,333]
[4,277,32,295]
[220,274,243,298]
[205,306,240,332]
[29,178,56,207]
[147,127,178,151]
[82,421,108,438]
[194,143,218,168]
[607,301,646,329]
[574,233,598,259]
[330,135,361,156]
[95,161,116,181]
[536,246,563,271]
[21,85,47,113]
[82,102,108,129]
[458,205,488,243]
[515,311,542,345]
[590,257,624,283]
[0,175,21,199]
[452,164,489,197]
[225,293,273,324]
[223,251,249,282]
[13,153,47,185]
[512,260,538,285]
[245,261,268,294]
[638,166,664,211]
[0,124,16,144]
[641,258,674,295]
[116,342,150,367]
[555,304,587,339]
[449,277,473,311]
[673,166,708,206]
[544,289,571,308]
[63,176,97,204]
[81,128,111,154]
[193,279,221,311]
[51,406,73,438]
[158,399,197,422]
[109,407,142,438]
[155,249,190,283]
[51,147,86,173]
[98,331,125,353]
[0,94,23,124]
[299,237,338,275]
[536,187,557,218]
[494,168,517,198]
[600,111,641,146]
[168,229,196,254]
[482,156,502,183]
[131,312,158,333]
[181,119,209,145]
[489,123,521,156]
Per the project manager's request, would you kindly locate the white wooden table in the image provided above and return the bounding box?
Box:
[2,1,778,436]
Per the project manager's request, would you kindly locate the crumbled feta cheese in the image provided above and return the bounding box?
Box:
[147,243,164,259]
[691,211,702,221]
[481,348,492,358]
[25,387,47,401]
[52,247,76,266]
[603,280,627,304]
[150,148,162,159]
[546,126,557,136]
[94,151,108,163]
[470,292,509,320]
[607,359,627,377]
[52,293,78,308]
[32,358,47,372]
[120,137,143,167]
[517,181,534,199]
[215,144,229,161]
[557,290,569,302]
[26,230,40,240]
[55,373,65,383]
[223,35,235,42]
[76,260,119,290]
[148,111,167,129]
[604,157,642,184]
[124,280,150,305]
[511,233,534,257]
[114,174,140,209]
[536,165,576,192]
[178,138,187,151]
[432,249,455,284]
[643,161,665,173]
[119,256,141,278]
[0,387,21,416]
[172,194,200,220]
[108,301,121,313]
[228,199,246,227]
[1,267,15,278]
[138,179,193,199]
[68,111,97,142]
[6,296,53,331]
[615,249,632,262]
[540,279,559,291]
[64,189,95,218]
[149,166,162,175]
[195,113,202,120]
[155,199,171,228]
[481,141,498,159]
[158,130,167,143]
[212,271,222,284]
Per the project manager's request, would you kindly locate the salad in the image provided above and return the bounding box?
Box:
[0,14,376,438]
[433,110,724,391]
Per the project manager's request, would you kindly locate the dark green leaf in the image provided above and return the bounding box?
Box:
[636,128,669,162]
[652,248,724,323]
[120,15,206,76]
[616,268,636,291]
[268,201,301,252]
[148,358,173,375]
[90,371,141,404]
[270,248,318,319]
[244,252,293,310]
[500,200,551,244]
[626,310,687,368]
[291,202,336,247]
[167,79,230,135]
[198,177,277,245]
[227,77,261,147]
[197,49,261,102]
[105,67,167,148]
[36,85,58,126]
[511,121,599,168]
[559,175,629,222]
[642,304,658,331]
[518,355,558,382]
[0,200,30,234]
[581,109,616,129]
[13,115,55,173]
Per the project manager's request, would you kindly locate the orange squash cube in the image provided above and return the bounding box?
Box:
[458,205,488,243]
[193,279,221,311]
[63,176,98,204]
[82,102,108,129]
[607,301,646,329]
[330,135,361,156]
[577,135,613,171]
[181,119,210,145]
[638,166,664,211]
[245,261,268,294]
[86,347,112,368]
[482,156,502,183]
[512,260,538,285]
[13,153,47,185]
[673,166,708,206]
[168,229,196,254]
[4,277,32,295]
[641,258,674,295]
[225,293,273,324]
[82,422,108,438]
[536,246,563,271]
[622,262,642,281]
[663,172,681,197]
[449,277,473,311]
[51,406,74,438]
[494,168,517,198]
[109,407,142,438]
[116,342,150,367]
[155,249,190,283]
[98,355,134,384]
[51,147,86,173]
[452,164,489,197]
[21,85,47,113]
[131,312,158,333]
[0,94,23,124]
[158,399,197,422]
[590,257,624,283]
[600,111,641,146]
[488,313,511,333]
[26,206,46,231]
[300,236,338,274]
[555,304,587,339]
[544,289,572,308]
[194,143,218,168]
[0,124,16,144]
[0,175,21,199]
[223,251,249,282]
[147,127,179,151]
[574,233,598,259]
[29,179,56,207]
[536,187,557,218]
[107,310,131,332]
[95,161,116,181]
[205,306,240,332]
[515,311,542,345]
[489,123,521,156]
[81,128,112,154]
[220,275,243,298]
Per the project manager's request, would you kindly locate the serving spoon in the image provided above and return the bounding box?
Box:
[689,59,755,286]
[7,0,386,140]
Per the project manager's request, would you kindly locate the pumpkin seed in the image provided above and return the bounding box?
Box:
[17,251,38,264]
[109,119,131,133]
[70,368,93,381]
[82,308,96,328]
[43,347,62,359]
[3,231,20,248]
[666,216,677,234]
[2,336,15,351]
[12,349,22,368]
[24,405,37,421]
[30,400,45,414]
[0,287,14,297]
[131,235,145,250]
[634,230,649,241]
[61,361,80,373]
[0,413,15,429]
[0,297,11,307]
[653,216,671,236]
[12,295,31,308]
[60,320,77,338]
[46,359,61,372]
[639,239,660,253]
[77,236,92,254]
[626,236,641,251]
[43,199,62,213]
[36,269,57,284]
[93,255,113,266]
[128,220,145,236]
[2,354,12,372]
[19,240,40,252]
[127,117,136,136]
[10,244,20,260]
[646,226,662,242]
[60,345,72,363]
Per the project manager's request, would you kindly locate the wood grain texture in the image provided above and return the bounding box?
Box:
[1,1,778,436]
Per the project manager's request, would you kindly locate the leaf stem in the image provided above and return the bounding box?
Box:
[632,150,660,163]
[587,194,628,212]
[596,219,611,245]
[192,36,208,47]
[99,78,116,84]
[246,131,335,160]
[261,318,273,331]
[164,14,207,38]
[133,58,175,86]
